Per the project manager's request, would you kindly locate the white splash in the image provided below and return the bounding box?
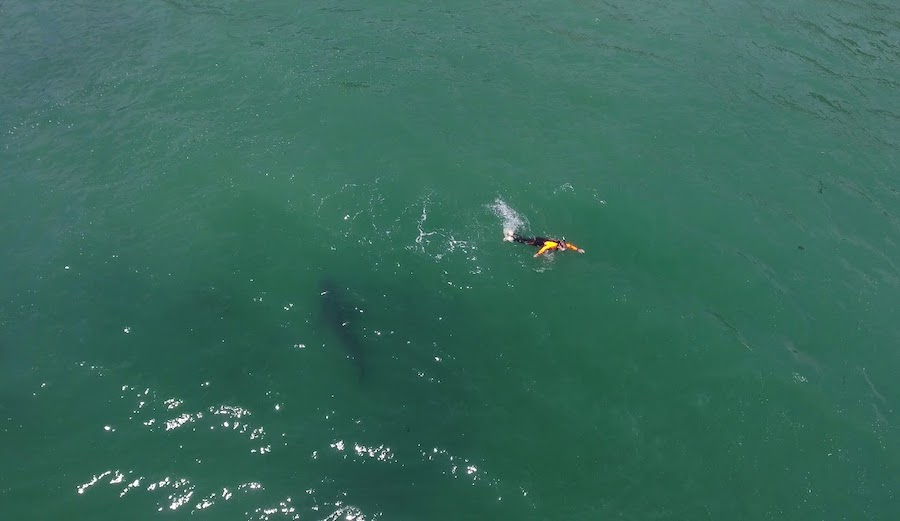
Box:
[407,196,481,275]
[353,443,394,462]
[413,196,438,248]
[489,198,528,237]
[553,182,575,194]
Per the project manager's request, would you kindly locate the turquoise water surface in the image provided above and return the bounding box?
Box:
[2,0,898,519]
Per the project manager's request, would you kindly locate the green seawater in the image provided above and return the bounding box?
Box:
[2,0,898,519]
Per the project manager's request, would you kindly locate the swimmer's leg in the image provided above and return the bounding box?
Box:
[510,233,536,245]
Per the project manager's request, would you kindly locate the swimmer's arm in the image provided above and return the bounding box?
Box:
[566,243,585,254]
[534,244,552,257]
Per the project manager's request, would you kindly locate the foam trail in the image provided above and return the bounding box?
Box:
[489,199,527,240]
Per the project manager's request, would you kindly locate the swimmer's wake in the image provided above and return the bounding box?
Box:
[489,198,527,239]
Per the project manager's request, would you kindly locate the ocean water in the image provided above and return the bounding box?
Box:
[1,0,898,519]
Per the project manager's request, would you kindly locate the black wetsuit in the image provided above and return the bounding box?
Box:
[511,234,553,247]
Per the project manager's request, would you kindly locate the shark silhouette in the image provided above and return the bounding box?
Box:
[318,279,366,381]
